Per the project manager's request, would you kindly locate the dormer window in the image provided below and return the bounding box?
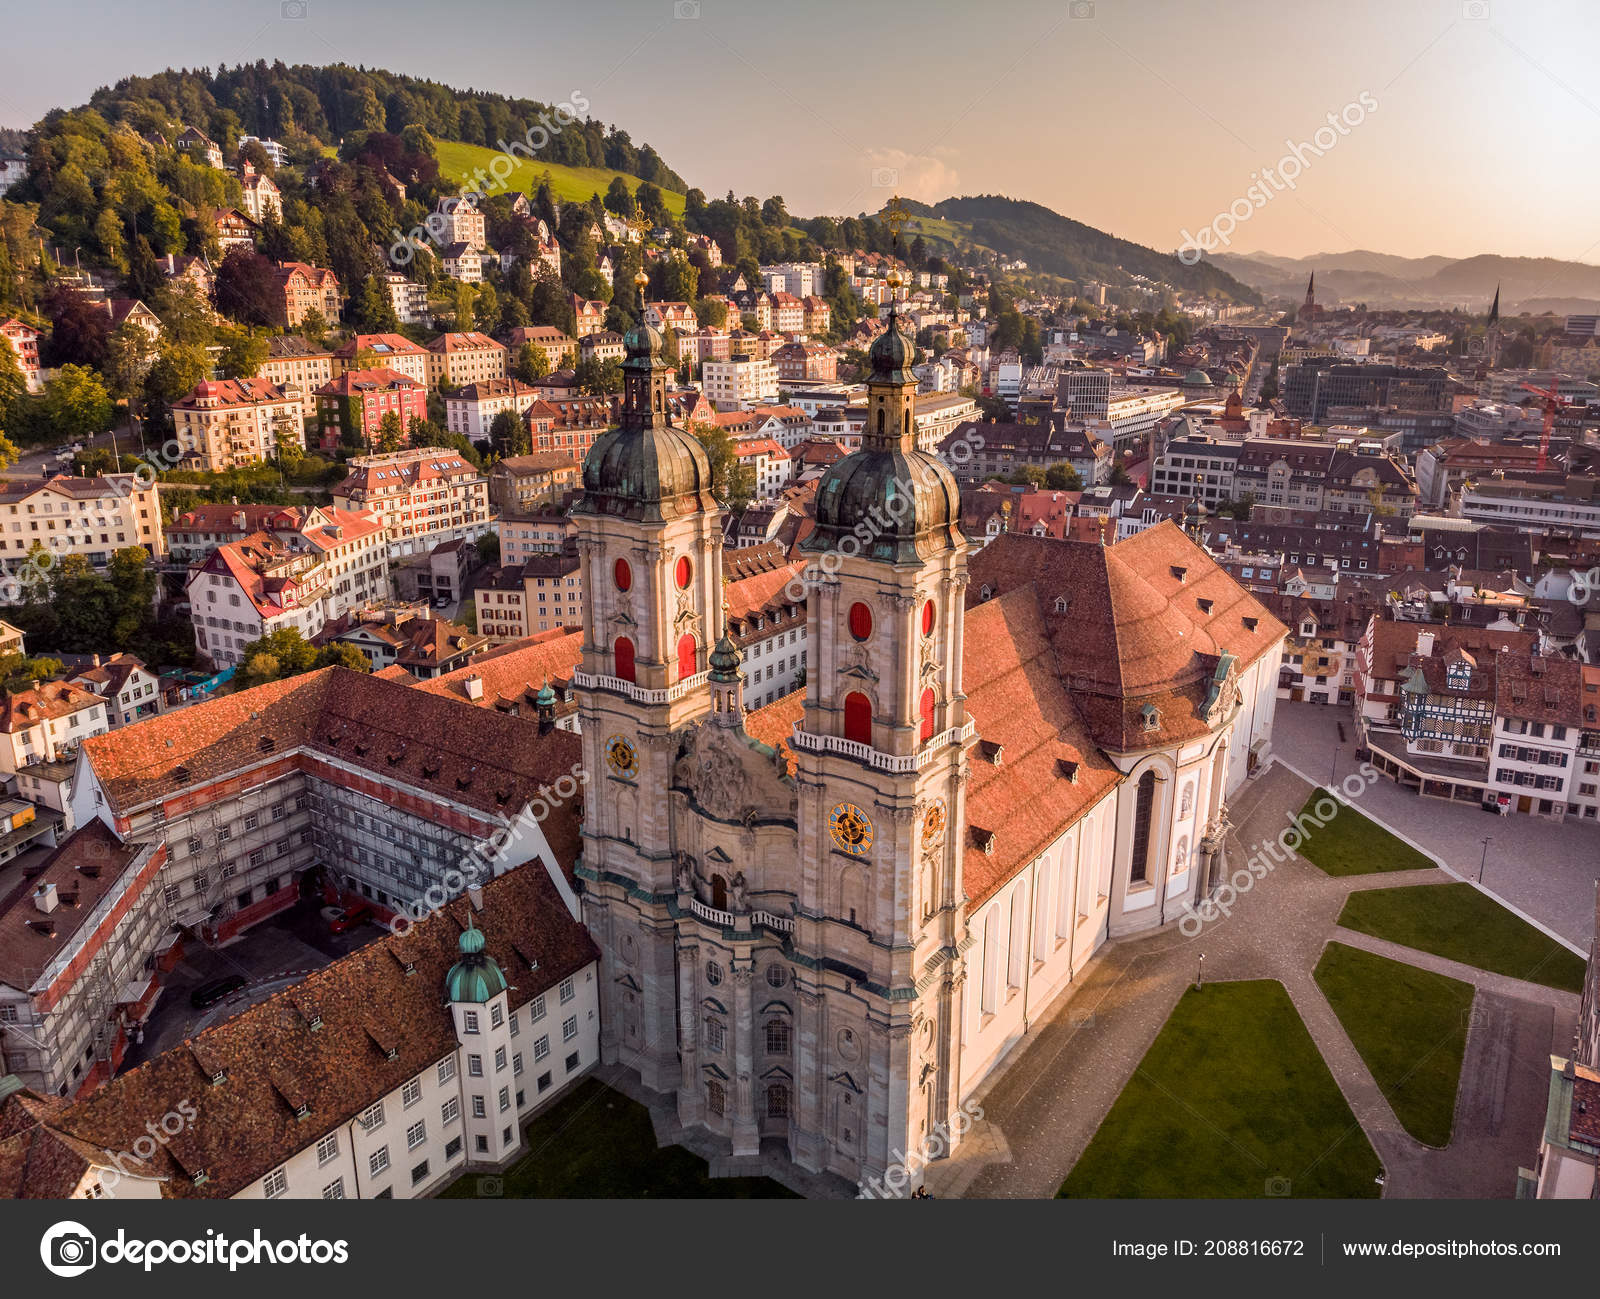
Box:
[1141,704,1161,732]
[210,1069,227,1086]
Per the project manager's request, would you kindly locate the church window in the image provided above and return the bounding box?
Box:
[764,1020,791,1054]
[843,692,872,745]
[705,1018,725,1053]
[876,408,885,436]
[675,555,692,589]
[677,633,697,679]
[706,1080,725,1116]
[613,636,636,683]
[921,599,936,636]
[613,558,631,591]
[767,1084,789,1119]
[848,601,873,641]
[919,688,936,742]
[1130,771,1156,883]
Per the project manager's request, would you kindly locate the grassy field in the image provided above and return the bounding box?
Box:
[1314,942,1473,1147]
[1337,883,1586,993]
[1292,791,1436,876]
[1059,981,1382,1198]
[437,1077,794,1199]
[434,140,686,218]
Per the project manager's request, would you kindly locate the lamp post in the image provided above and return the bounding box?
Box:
[1478,836,1491,884]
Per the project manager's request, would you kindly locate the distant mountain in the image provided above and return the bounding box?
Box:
[1208,249,1600,313]
[926,195,1260,303]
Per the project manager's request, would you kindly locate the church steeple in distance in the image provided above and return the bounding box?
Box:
[1487,282,1501,328]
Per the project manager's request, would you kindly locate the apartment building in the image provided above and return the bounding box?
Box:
[1,318,42,393]
[702,354,779,410]
[237,163,282,223]
[1489,652,1597,820]
[314,368,428,453]
[332,334,430,388]
[273,262,341,329]
[522,546,583,635]
[68,654,165,728]
[0,682,110,777]
[435,195,486,250]
[444,378,541,441]
[733,437,792,499]
[258,335,335,417]
[526,394,615,461]
[1460,475,1600,537]
[505,325,577,371]
[170,377,306,471]
[333,448,493,560]
[187,509,389,666]
[489,453,582,517]
[385,272,431,326]
[426,332,508,390]
[497,511,574,566]
[0,864,599,1198]
[0,473,166,574]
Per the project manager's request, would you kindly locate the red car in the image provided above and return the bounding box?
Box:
[327,902,374,935]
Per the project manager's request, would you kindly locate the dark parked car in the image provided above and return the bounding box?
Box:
[190,975,246,1009]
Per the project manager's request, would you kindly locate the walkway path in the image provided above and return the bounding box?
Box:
[930,761,1579,1200]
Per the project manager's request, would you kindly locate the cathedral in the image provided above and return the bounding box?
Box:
[572,274,1286,1193]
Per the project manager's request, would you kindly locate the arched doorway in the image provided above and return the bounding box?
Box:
[613,636,636,683]
[843,692,872,744]
[676,632,696,679]
[711,874,728,910]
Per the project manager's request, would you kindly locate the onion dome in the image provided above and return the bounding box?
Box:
[444,924,508,1004]
[708,634,742,682]
[577,271,716,523]
[868,313,918,386]
[807,447,963,564]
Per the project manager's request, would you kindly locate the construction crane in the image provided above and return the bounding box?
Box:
[1518,382,1571,473]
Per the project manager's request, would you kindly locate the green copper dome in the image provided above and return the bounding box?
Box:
[867,314,917,385]
[535,680,557,708]
[445,925,508,1004]
[708,634,742,681]
[805,448,963,564]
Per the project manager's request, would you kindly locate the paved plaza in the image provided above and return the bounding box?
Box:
[1272,700,1600,948]
[927,760,1582,1200]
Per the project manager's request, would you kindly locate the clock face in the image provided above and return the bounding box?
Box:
[604,734,639,779]
[922,799,948,852]
[828,802,874,857]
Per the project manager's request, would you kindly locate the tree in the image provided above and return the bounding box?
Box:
[124,234,165,303]
[475,533,500,565]
[236,627,317,685]
[353,272,400,333]
[572,355,622,395]
[604,176,638,219]
[103,322,159,439]
[691,421,755,512]
[489,408,529,457]
[275,418,305,469]
[1044,462,1083,490]
[1109,460,1133,487]
[216,325,269,379]
[635,181,667,226]
[42,285,112,368]
[214,248,283,327]
[38,365,114,443]
[376,410,404,453]
[452,281,475,331]
[312,642,371,673]
[515,341,551,383]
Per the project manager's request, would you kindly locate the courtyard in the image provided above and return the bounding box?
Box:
[931,758,1584,1200]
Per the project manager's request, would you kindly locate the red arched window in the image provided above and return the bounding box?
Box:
[675,556,692,589]
[848,602,873,641]
[919,688,936,742]
[843,692,872,744]
[613,636,636,683]
[921,599,936,637]
[614,558,632,591]
[677,633,697,679]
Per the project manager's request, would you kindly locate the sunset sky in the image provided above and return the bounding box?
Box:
[3,0,1596,263]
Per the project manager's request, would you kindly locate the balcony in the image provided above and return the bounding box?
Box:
[572,668,709,706]
[791,720,976,775]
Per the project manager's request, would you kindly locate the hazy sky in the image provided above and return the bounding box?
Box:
[2,0,1596,263]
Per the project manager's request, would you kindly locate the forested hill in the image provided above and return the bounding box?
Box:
[74,62,686,192]
[932,194,1260,302]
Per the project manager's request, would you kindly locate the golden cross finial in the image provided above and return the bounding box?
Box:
[884,195,911,245]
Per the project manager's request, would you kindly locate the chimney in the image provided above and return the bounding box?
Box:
[1416,630,1436,657]
[34,881,59,914]
[464,674,484,701]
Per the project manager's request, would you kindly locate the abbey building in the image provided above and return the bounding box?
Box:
[572,275,1288,1192]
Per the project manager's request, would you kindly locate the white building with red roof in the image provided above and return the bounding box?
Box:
[2,318,43,393]
[424,331,507,390]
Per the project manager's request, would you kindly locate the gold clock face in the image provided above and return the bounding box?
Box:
[922,799,947,852]
[604,734,639,778]
[828,802,874,857]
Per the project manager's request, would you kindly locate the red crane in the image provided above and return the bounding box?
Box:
[1519,382,1570,472]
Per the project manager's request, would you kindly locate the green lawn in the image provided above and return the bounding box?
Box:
[434,140,686,218]
[437,1077,795,1199]
[1337,883,1586,994]
[1291,791,1436,876]
[1059,981,1382,1198]
[1314,942,1473,1147]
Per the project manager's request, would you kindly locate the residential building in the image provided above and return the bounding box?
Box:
[425,332,508,391]
[237,163,282,223]
[332,334,430,389]
[506,325,577,371]
[175,126,223,168]
[701,354,780,410]
[258,335,334,416]
[734,437,793,499]
[439,243,484,284]
[0,473,165,574]
[170,377,305,471]
[68,654,165,728]
[273,262,341,329]
[434,196,486,250]
[571,296,607,338]
[314,368,427,453]
[1,319,42,393]
[489,452,583,516]
[385,272,431,326]
[327,614,488,679]
[333,448,493,560]
[0,682,109,777]
[497,512,574,567]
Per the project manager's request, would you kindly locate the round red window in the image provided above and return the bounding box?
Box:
[921,599,936,636]
[614,558,632,591]
[848,602,873,641]
[675,556,692,589]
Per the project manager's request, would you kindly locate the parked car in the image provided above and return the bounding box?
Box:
[327,901,375,935]
[190,974,246,1009]
[434,597,450,609]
